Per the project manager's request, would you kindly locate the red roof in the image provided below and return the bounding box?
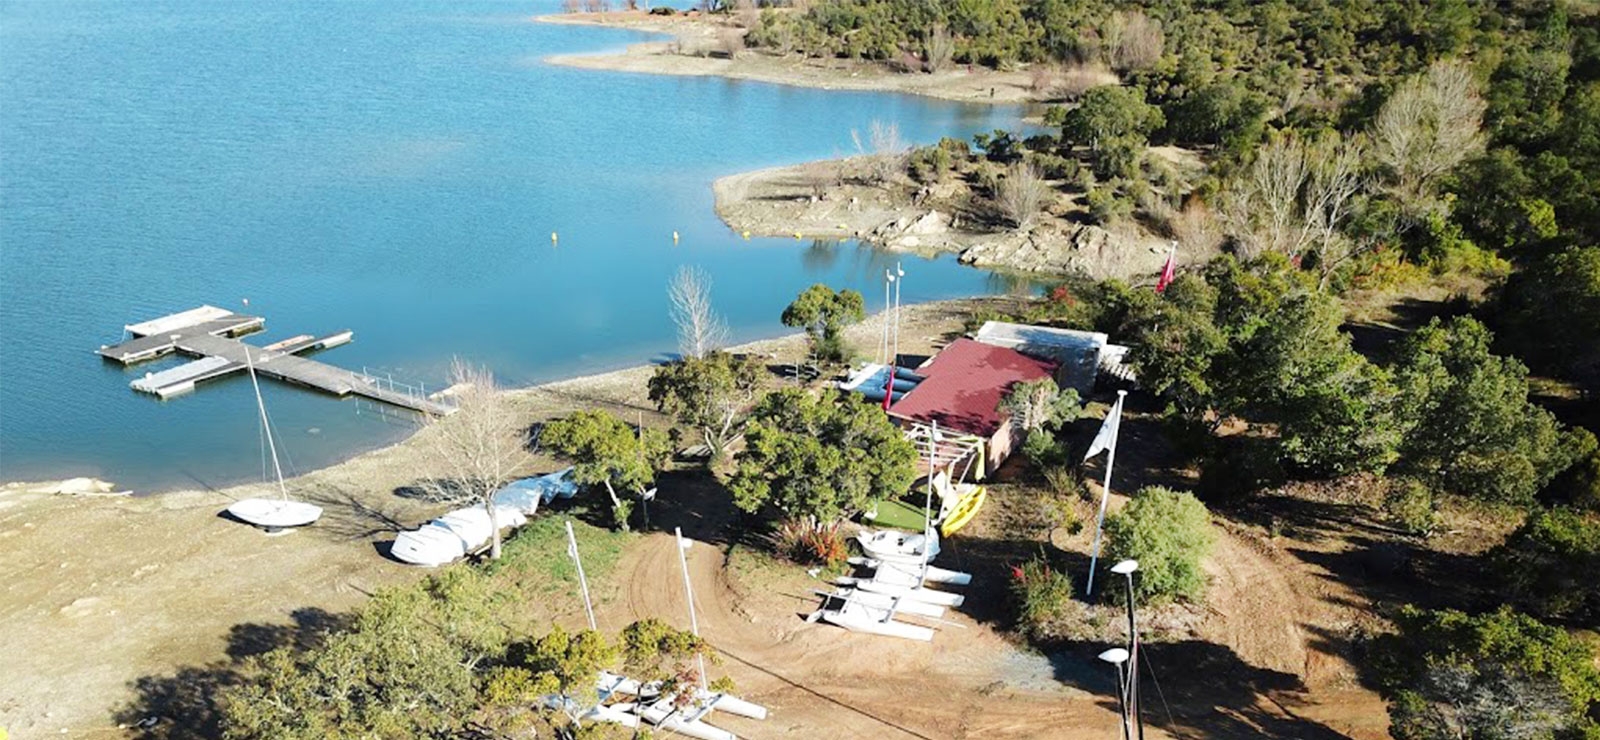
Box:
[888,338,1058,437]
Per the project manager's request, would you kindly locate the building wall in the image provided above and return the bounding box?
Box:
[986,421,1016,477]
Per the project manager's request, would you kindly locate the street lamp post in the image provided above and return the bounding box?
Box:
[1097,647,1132,740]
[1111,559,1144,740]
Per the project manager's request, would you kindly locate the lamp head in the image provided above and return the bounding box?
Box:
[1110,560,1139,575]
[1098,648,1130,665]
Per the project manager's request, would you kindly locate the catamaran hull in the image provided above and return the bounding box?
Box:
[826,588,945,618]
[818,607,935,641]
[837,576,965,607]
[851,557,974,586]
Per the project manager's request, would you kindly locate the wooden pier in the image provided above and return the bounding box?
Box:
[101,306,454,416]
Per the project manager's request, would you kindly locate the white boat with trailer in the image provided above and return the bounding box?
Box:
[225,306,322,532]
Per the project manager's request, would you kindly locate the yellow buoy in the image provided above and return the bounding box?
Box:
[550,231,558,243]
[741,230,750,240]
[672,230,680,244]
[794,232,803,240]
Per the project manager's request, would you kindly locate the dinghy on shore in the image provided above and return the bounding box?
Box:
[849,556,973,586]
[856,528,939,565]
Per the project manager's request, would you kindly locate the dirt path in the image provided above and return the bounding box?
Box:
[603,530,1135,740]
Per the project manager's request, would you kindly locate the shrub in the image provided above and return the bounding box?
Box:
[1103,486,1214,603]
[995,161,1052,229]
[767,516,848,568]
[1009,554,1077,638]
[1373,606,1600,740]
[1085,184,1132,224]
[907,144,953,183]
[1382,478,1436,537]
[1196,438,1285,502]
[1492,507,1600,623]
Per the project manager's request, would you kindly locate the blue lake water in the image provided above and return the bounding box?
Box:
[0,0,1028,492]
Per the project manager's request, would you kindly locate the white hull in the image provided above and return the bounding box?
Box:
[851,556,973,586]
[640,699,737,740]
[838,576,965,607]
[390,524,468,567]
[227,498,322,529]
[856,528,938,565]
[823,588,945,618]
[817,600,935,642]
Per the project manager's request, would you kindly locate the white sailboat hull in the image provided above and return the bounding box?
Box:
[838,576,965,607]
[856,528,939,565]
[640,699,737,740]
[824,588,945,618]
[818,601,936,641]
[227,498,322,529]
[850,556,973,586]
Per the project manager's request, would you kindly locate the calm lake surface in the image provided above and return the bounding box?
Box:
[0,0,1027,492]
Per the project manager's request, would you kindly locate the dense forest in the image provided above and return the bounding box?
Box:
[741,1,1600,737]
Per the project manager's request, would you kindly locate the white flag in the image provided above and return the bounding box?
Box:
[1084,395,1123,462]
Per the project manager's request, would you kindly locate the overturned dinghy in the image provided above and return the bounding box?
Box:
[390,504,527,566]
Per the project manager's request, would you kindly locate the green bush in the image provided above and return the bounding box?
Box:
[1084,184,1131,224]
[1492,507,1600,623]
[1382,478,1436,537]
[1009,554,1077,639]
[1373,606,1600,740]
[1103,486,1214,603]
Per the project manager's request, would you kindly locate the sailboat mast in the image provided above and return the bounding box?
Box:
[241,302,288,502]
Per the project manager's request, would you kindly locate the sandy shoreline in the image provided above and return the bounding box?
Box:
[536,11,1045,105]
[0,298,1009,737]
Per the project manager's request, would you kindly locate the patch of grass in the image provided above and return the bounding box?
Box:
[867,497,929,531]
[489,507,631,601]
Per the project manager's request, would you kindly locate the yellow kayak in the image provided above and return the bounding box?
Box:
[939,486,987,536]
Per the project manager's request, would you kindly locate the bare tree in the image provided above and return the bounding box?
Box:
[1223,132,1368,269]
[668,266,729,360]
[563,0,581,12]
[733,0,758,28]
[851,119,906,183]
[718,27,746,58]
[924,24,955,73]
[1170,199,1224,258]
[414,360,532,560]
[995,161,1052,229]
[1104,10,1163,73]
[1372,59,1486,218]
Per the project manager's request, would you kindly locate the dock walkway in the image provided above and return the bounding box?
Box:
[102,307,453,416]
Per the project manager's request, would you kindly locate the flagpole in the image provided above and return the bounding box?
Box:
[1086,390,1127,595]
[566,520,597,631]
[674,527,709,693]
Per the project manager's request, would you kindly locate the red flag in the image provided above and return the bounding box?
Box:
[882,366,894,410]
[1155,245,1177,293]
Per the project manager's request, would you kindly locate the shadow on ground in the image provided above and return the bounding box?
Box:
[114,608,348,739]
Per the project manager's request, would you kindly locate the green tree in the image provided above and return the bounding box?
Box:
[781,284,866,364]
[729,389,917,523]
[1375,606,1600,740]
[1496,246,1600,389]
[1391,317,1586,505]
[542,410,671,531]
[1059,85,1164,178]
[647,351,763,463]
[1103,486,1214,603]
[998,376,1081,437]
[1492,507,1600,623]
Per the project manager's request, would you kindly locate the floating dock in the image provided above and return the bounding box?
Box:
[101,306,454,416]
